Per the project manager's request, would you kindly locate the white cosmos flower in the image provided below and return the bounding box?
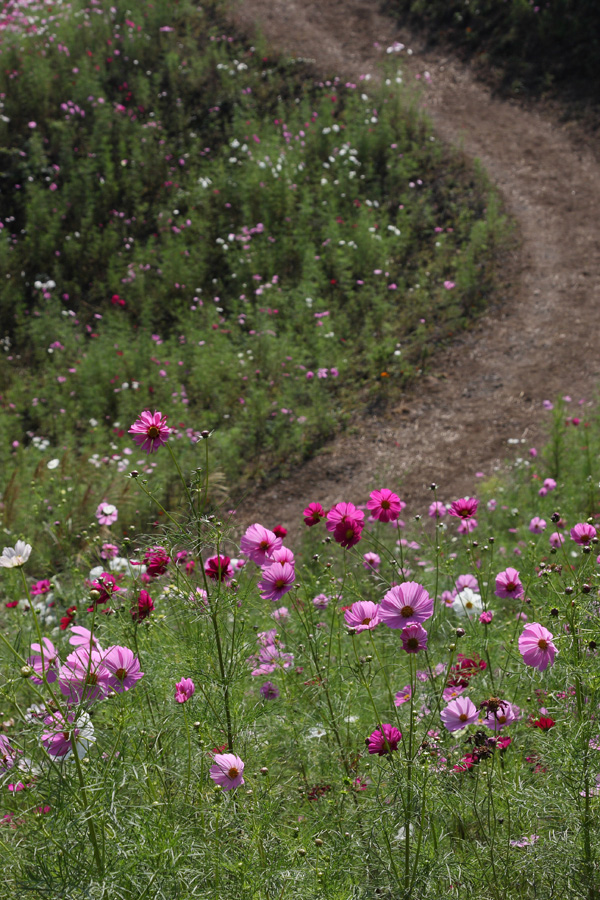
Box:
[0,540,32,568]
[47,458,60,470]
[452,588,483,617]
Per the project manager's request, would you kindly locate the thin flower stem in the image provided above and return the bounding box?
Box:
[183,702,192,803]
[167,441,194,510]
[73,747,105,877]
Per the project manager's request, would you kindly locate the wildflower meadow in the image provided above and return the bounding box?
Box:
[1,1,599,899]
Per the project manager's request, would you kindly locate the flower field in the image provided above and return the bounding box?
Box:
[2,397,600,898]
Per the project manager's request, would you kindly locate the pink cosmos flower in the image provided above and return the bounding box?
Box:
[344,600,380,633]
[570,522,597,546]
[240,523,282,566]
[128,410,171,454]
[367,489,404,523]
[41,711,95,759]
[440,696,479,732]
[260,681,279,700]
[428,501,446,518]
[27,638,60,684]
[95,501,118,526]
[272,606,290,620]
[326,502,364,533]
[448,497,478,520]
[455,573,478,592]
[379,582,433,628]
[457,518,478,534]
[400,623,428,653]
[518,622,557,671]
[100,543,119,560]
[268,546,295,568]
[482,701,518,731]
[442,686,466,702]
[69,626,103,652]
[258,562,295,601]
[479,610,494,624]
[549,532,565,549]
[303,503,326,527]
[543,478,557,492]
[174,678,195,703]
[394,685,412,706]
[30,579,52,596]
[58,649,110,704]
[363,552,381,570]
[367,724,402,755]
[495,567,524,599]
[0,736,18,771]
[529,517,547,534]
[205,555,233,583]
[102,646,144,693]
[313,593,330,609]
[209,753,245,790]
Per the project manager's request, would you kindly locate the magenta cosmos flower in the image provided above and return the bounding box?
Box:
[378,582,433,628]
[326,502,364,533]
[205,555,233,583]
[344,600,380,633]
[333,518,364,548]
[175,678,195,703]
[129,410,171,454]
[240,523,282,566]
[394,685,412,706]
[131,589,155,621]
[27,638,60,684]
[144,546,170,576]
[102,646,144,693]
[495,567,524,599]
[449,497,478,520]
[518,623,557,671]
[367,488,404,523]
[95,501,118,526]
[400,623,428,654]
[367,724,402,756]
[570,522,597,546]
[257,562,295,601]
[303,502,326,527]
[440,696,479,732]
[209,753,245,790]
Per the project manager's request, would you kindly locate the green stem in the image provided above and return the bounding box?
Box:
[73,748,104,877]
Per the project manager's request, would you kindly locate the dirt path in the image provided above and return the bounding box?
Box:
[231,0,600,536]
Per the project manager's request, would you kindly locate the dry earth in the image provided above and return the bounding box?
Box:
[230,0,600,537]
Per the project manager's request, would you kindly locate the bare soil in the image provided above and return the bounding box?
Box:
[230,0,600,537]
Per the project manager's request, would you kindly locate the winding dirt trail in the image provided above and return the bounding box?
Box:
[232,0,600,535]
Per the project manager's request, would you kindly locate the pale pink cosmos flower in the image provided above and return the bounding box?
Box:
[457,518,478,534]
[58,649,110,704]
[268,546,295,568]
[0,736,18,771]
[367,489,404,523]
[518,622,557,671]
[495,567,524,599]
[313,593,330,609]
[570,522,597,546]
[428,501,446,518]
[440,696,479,732]
[95,501,118,526]
[549,532,565,549]
[69,626,103,653]
[102,646,144,693]
[448,497,478,520]
[27,638,60,684]
[400,623,428,654]
[257,562,295,601]
[379,582,433,628]
[344,600,380,633]
[442,686,466,702]
[529,516,547,534]
[240,523,282,566]
[209,753,245,791]
[394,685,412,705]
[129,410,171,453]
[363,552,381,571]
[174,678,195,703]
[271,606,290,620]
